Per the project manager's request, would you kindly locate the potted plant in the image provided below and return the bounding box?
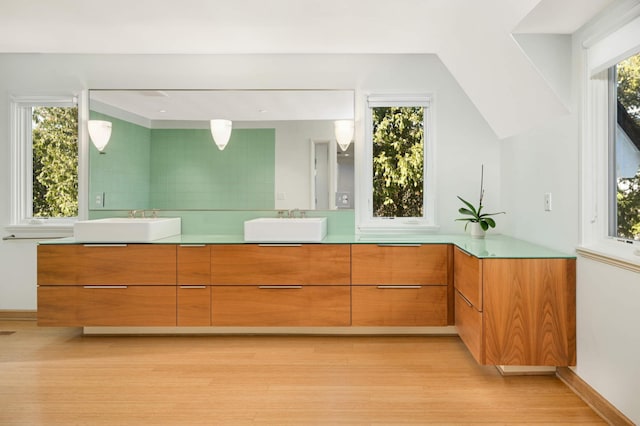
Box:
[456,165,505,238]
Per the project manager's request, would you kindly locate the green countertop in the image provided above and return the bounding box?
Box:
[43,233,575,259]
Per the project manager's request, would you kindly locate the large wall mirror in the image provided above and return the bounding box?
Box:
[89,89,355,211]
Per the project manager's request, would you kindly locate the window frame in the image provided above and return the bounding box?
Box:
[357,94,437,233]
[580,10,640,263]
[7,94,89,236]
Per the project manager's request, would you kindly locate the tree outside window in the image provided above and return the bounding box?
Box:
[615,53,640,240]
[371,106,424,218]
[32,106,79,217]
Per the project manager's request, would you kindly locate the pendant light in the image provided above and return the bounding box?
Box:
[210,119,233,150]
[87,120,112,153]
[334,120,354,152]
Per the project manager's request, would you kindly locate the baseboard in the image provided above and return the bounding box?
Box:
[0,310,37,320]
[556,367,634,426]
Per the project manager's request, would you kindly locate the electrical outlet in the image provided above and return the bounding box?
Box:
[94,192,105,208]
[544,193,552,211]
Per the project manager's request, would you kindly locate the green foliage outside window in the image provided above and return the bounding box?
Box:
[616,54,640,240]
[32,106,79,217]
[372,106,424,218]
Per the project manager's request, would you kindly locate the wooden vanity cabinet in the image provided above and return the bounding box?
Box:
[210,244,351,326]
[37,244,177,326]
[351,244,451,326]
[454,247,576,366]
[177,245,211,326]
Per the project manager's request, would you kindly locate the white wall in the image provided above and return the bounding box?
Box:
[0,53,500,310]
[500,113,580,254]
[238,120,336,210]
[576,256,640,423]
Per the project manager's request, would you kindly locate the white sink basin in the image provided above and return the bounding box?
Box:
[244,217,327,242]
[74,217,181,243]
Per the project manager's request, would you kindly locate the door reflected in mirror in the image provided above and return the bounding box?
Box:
[89,90,355,211]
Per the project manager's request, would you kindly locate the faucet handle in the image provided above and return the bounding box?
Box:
[300,210,307,218]
[277,210,286,218]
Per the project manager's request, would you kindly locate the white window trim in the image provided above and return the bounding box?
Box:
[357,94,437,234]
[6,93,89,238]
[580,9,640,266]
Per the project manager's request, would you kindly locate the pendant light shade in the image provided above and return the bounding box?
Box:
[210,119,233,150]
[334,120,354,152]
[88,120,112,153]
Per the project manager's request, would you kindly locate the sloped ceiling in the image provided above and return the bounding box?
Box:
[0,0,614,138]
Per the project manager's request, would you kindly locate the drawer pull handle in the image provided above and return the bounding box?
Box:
[258,285,303,289]
[377,244,422,247]
[180,285,207,289]
[258,244,303,247]
[82,244,127,247]
[376,285,422,289]
[179,244,206,247]
[83,285,128,289]
[457,291,473,307]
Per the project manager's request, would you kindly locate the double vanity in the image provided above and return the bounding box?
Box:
[36,218,576,367]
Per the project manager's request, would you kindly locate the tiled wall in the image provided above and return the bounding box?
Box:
[149,128,275,209]
[89,112,152,209]
[90,112,275,211]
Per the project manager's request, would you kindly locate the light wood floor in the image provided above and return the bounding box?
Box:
[0,321,604,425]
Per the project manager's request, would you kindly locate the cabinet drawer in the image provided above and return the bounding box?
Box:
[211,244,350,285]
[352,285,447,326]
[453,247,482,310]
[178,245,211,285]
[37,285,177,326]
[351,244,448,285]
[211,286,350,326]
[455,290,484,364]
[38,244,177,285]
[178,285,211,326]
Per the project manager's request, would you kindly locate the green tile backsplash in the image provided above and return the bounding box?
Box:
[149,128,275,209]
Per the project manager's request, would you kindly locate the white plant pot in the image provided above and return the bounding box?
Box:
[469,222,485,239]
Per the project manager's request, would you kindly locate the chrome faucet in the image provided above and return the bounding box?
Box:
[128,210,139,218]
[289,208,300,218]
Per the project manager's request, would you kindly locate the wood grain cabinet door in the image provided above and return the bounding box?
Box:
[352,244,448,285]
[38,285,177,326]
[351,244,450,326]
[177,245,211,326]
[455,290,484,364]
[352,285,448,326]
[453,247,483,311]
[38,244,177,285]
[482,258,576,366]
[211,244,350,285]
[211,286,351,326]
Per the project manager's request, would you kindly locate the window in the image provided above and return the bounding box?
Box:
[610,52,640,241]
[360,95,435,231]
[9,96,79,227]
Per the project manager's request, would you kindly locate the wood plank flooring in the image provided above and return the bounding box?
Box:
[0,321,604,425]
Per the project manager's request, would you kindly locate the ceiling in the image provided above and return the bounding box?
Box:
[91,90,355,122]
[0,0,615,138]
